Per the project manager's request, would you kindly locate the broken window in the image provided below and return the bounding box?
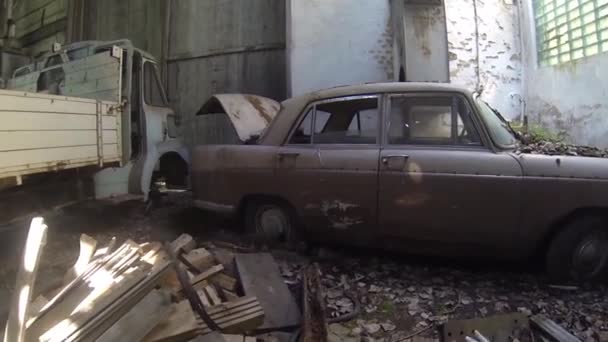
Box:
[313,98,378,144]
[534,0,608,66]
[143,62,167,107]
[289,108,314,144]
[289,97,379,145]
[388,95,481,146]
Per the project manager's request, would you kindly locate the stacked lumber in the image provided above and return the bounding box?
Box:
[3,224,266,342]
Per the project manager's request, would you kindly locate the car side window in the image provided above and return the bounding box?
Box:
[388,95,481,146]
[314,97,379,144]
[289,108,314,144]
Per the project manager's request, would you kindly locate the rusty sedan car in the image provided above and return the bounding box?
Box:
[192,83,608,281]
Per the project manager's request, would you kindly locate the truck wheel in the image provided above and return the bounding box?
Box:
[546,216,608,282]
[245,201,294,244]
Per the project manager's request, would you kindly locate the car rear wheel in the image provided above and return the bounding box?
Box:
[245,200,294,244]
[546,216,608,282]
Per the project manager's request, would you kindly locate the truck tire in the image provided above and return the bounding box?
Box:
[245,200,295,244]
[546,216,608,282]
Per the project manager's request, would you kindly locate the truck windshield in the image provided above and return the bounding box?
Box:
[476,99,518,148]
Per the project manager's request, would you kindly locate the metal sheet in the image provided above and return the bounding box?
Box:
[197,94,280,142]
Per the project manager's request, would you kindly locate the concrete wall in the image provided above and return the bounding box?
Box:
[79,0,165,61]
[167,0,287,147]
[287,0,393,97]
[521,0,608,147]
[11,0,68,56]
[287,0,523,120]
[445,0,523,120]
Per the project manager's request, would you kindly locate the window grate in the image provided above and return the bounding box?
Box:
[534,0,608,66]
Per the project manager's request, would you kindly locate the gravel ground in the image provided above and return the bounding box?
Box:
[0,196,606,341]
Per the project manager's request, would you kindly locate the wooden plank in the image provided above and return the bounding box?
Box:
[3,217,48,342]
[63,234,97,284]
[205,286,222,306]
[28,295,49,319]
[95,289,172,342]
[235,253,301,330]
[146,297,264,342]
[198,290,211,307]
[184,248,216,271]
[222,335,246,342]
[66,260,172,342]
[302,264,327,342]
[143,301,202,342]
[33,264,150,341]
[191,332,227,342]
[26,242,146,340]
[189,265,224,288]
[211,273,238,292]
[170,234,196,254]
[222,290,239,302]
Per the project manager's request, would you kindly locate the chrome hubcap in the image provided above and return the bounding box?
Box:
[256,207,287,240]
[573,235,608,277]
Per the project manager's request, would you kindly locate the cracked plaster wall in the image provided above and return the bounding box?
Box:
[520,0,608,147]
[445,0,523,120]
[288,0,523,121]
[287,0,393,97]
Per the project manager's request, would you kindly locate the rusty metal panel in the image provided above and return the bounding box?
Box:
[197,94,280,142]
[0,89,121,179]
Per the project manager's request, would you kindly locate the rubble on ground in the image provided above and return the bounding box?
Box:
[5,215,605,342]
[278,251,608,341]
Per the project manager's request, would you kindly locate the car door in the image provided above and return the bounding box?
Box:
[276,95,382,245]
[378,92,523,256]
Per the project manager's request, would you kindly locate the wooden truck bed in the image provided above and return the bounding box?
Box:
[0,89,122,180]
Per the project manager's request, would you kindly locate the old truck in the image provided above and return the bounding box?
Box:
[192,82,608,281]
[0,40,188,204]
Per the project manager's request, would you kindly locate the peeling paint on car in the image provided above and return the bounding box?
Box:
[321,200,364,229]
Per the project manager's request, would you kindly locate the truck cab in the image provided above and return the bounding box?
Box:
[5,40,188,200]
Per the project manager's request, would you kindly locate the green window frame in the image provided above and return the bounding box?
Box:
[534,0,608,66]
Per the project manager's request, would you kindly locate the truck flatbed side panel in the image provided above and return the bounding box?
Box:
[0,89,121,179]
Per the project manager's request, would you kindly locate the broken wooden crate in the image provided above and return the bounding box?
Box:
[3,225,267,342]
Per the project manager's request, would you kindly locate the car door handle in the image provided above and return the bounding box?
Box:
[278,152,300,159]
[381,154,409,164]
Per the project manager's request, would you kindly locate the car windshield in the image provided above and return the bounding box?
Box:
[475,98,518,148]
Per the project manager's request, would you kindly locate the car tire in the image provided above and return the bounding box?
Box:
[245,200,295,245]
[546,216,608,282]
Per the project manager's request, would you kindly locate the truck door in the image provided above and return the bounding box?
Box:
[377,93,522,256]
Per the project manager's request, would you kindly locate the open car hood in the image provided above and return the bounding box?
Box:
[197,94,280,142]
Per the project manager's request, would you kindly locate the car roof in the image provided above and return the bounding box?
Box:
[286,82,472,103]
[261,82,474,145]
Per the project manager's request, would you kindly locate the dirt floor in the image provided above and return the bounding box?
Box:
[0,195,607,341]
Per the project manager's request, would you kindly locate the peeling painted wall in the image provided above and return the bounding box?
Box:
[287,0,393,97]
[287,0,523,120]
[521,0,608,147]
[445,0,523,120]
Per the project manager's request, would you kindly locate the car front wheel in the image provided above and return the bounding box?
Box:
[546,216,608,282]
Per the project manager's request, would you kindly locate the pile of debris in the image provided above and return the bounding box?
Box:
[515,132,608,158]
[2,218,301,342]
